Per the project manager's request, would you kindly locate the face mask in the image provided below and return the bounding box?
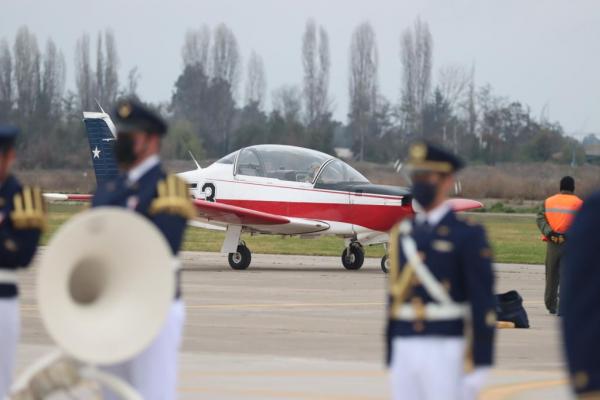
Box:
[412,181,438,209]
[114,135,137,167]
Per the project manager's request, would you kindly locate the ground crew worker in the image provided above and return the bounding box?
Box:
[536,176,582,315]
[562,189,600,397]
[386,141,496,400]
[0,125,45,398]
[93,99,194,400]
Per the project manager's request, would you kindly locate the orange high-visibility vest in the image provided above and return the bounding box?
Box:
[544,193,583,234]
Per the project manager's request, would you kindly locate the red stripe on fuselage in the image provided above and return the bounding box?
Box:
[218,199,413,232]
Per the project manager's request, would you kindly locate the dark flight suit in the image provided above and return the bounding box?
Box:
[0,175,44,397]
[386,211,496,399]
[562,191,600,397]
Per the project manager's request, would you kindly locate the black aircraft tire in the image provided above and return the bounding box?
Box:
[381,255,390,274]
[341,245,365,270]
[228,245,252,270]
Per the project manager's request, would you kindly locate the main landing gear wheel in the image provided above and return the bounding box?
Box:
[228,244,252,270]
[341,243,365,270]
[381,255,390,274]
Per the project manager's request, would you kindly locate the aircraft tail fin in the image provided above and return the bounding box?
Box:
[83,111,119,185]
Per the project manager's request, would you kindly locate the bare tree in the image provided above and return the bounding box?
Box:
[39,39,66,117]
[211,23,240,97]
[349,22,378,161]
[272,85,303,123]
[103,30,119,106]
[125,66,141,98]
[438,65,470,110]
[95,33,104,107]
[400,17,433,133]
[244,50,266,108]
[0,39,13,118]
[302,19,330,126]
[13,26,41,119]
[75,33,94,110]
[182,25,211,71]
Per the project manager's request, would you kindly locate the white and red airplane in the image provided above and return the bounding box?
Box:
[46,110,482,273]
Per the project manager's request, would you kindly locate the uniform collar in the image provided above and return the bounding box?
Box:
[127,155,160,184]
[415,202,451,227]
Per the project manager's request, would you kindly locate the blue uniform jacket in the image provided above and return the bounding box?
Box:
[386,210,496,368]
[0,175,43,298]
[92,163,191,298]
[563,191,600,395]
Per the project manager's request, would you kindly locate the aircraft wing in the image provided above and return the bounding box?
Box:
[193,199,330,235]
[446,198,483,212]
[44,193,93,201]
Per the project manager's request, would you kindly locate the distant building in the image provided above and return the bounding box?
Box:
[583,134,600,163]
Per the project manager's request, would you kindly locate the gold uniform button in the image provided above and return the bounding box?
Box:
[4,239,17,252]
[573,371,589,390]
[485,310,497,327]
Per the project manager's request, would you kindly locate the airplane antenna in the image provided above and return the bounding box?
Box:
[394,159,412,186]
[95,99,106,114]
[188,150,202,170]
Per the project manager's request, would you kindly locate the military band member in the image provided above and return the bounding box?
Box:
[386,142,496,400]
[92,100,194,400]
[562,190,600,398]
[0,125,45,398]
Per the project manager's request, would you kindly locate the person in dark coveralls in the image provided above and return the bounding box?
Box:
[386,141,496,400]
[536,176,582,315]
[562,190,600,398]
[0,125,45,398]
[93,99,195,400]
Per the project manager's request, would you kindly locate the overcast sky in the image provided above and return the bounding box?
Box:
[2,0,600,136]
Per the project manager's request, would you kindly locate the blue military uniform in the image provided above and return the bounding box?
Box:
[93,100,194,400]
[562,191,600,397]
[386,141,496,400]
[0,125,45,398]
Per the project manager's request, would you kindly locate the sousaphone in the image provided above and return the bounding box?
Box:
[10,207,175,399]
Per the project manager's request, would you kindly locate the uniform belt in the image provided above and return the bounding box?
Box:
[0,270,18,285]
[393,303,469,321]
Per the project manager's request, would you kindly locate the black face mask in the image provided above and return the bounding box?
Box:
[114,135,137,167]
[412,181,438,209]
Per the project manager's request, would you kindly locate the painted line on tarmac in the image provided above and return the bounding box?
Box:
[180,370,385,378]
[177,386,385,400]
[185,302,384,309]
[481,378,567,400]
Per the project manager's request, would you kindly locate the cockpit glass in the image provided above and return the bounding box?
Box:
[316,160,369,185]
[235,145,331,183]
[216,151,238,164]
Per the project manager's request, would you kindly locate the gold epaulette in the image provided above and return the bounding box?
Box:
[10,186,47,231]
[149,175,195,220]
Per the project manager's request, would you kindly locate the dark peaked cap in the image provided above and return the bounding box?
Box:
[112,99,167,135]
[406,141,465,174]
[0,124,19,150]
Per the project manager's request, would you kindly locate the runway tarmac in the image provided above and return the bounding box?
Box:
[15,252,571,399]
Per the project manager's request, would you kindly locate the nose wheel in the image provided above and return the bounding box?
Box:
[341,243,365,270]
[228,244,252,270]
[381,255,390,274]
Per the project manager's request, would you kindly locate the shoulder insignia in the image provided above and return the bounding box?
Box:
[10,186,46,231]
[149,175,195,219]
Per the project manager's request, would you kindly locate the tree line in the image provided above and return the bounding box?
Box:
[0,20,583,169]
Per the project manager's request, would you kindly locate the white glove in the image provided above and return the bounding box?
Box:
[462,367,491,400]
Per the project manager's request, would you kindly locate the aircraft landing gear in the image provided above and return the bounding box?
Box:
[381,255,390,274]
[341,243,365,270]
[228,243,252,270]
